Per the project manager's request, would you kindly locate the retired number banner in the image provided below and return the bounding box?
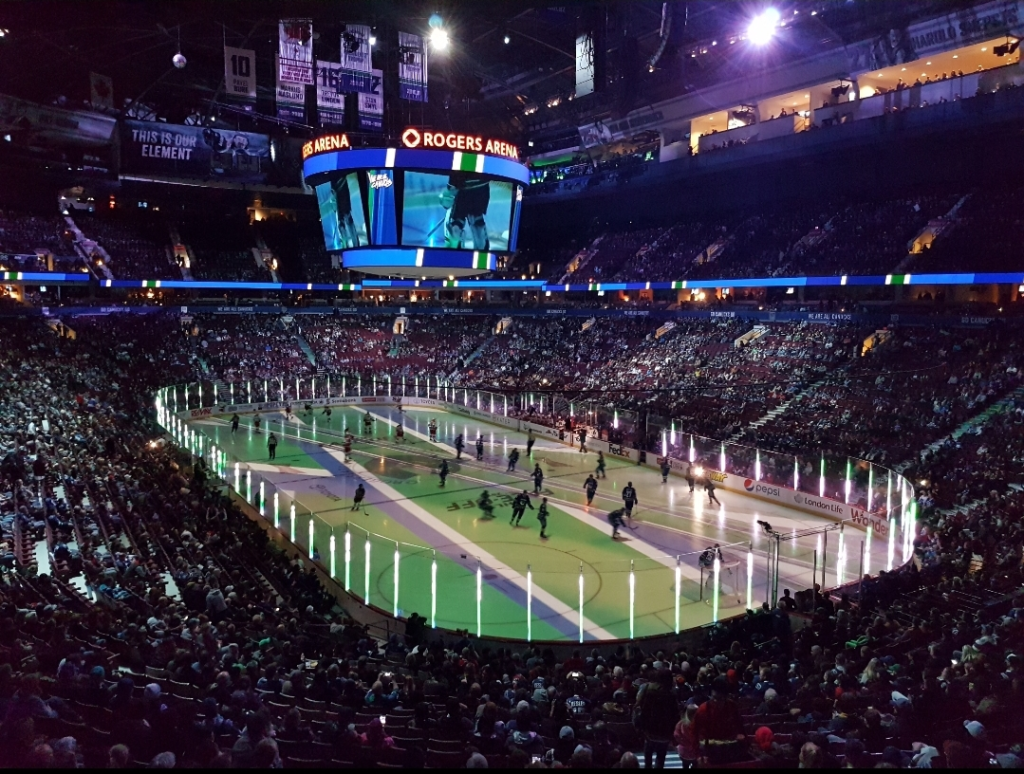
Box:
[279,19,314,85]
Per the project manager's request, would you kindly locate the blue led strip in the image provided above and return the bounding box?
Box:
[4,271,1024,291]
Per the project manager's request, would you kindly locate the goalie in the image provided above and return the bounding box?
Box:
[440,172,490,250]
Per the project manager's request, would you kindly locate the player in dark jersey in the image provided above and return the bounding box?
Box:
[537,498,550,539]
[510,491,533,526]
[352,483,365,512]
[595,451,606,479]
[478,491,495,520]
[230,414,240,433]
[608,508,626,539]
[476,435,485,460]
[584,474,598,507]
[507,448,520,473]
[532,464,544,495]
[622,482,638,521]
[659,457,671,483]
[441,172,490,250]
[454,433,465,459]
[438,459,449,487]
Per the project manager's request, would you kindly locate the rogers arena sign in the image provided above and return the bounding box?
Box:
[401,127,519,161]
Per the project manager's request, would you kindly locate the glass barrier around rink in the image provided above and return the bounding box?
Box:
[160,375,916,638]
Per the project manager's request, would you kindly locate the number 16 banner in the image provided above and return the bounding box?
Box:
[224,46,257,101]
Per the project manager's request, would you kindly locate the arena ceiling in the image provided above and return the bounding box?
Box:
[0,0,966,143]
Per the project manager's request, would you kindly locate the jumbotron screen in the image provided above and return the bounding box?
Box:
[314,168,517,253]
[301,130,529,277]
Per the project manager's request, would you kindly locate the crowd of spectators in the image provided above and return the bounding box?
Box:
[75,215,179,281]
[193,316,314,384]
[0,311,1022,770]
[907,186,1024,274]
[0,210,78,260]
[302,315,492,381]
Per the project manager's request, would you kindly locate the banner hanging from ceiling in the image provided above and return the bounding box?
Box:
[89,72,114,110]
[340,23,373,93]
[358,69,384,131]
[397,31,428,102]
[223,46,257,102]
[276,55,306,123]
[278,19,314,85]
[316,60,346,126]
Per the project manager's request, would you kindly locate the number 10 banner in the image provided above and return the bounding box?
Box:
[224,47,256,101]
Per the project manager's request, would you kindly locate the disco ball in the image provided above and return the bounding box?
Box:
[172,52,187,69]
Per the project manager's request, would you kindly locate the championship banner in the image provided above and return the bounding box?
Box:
[316,61,346,126]
[276,56,306,123]
[339,24,373,93]
[397,31,428,102]
[278,19,314,85]
[224,46,257,101]
[89,72,114,110]
[357,69,384,131]
[120,120,271,183]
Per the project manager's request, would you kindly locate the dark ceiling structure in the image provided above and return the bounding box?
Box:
[0,0,968,146]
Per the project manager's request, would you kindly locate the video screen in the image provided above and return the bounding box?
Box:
[402,171,512,251]
[314,173,367,252]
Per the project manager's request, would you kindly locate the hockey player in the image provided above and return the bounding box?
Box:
[578,427,588,453]
[526,429,535,457]
[230,413,240,434]
[622,481,638,521]
[532,464,544,495]
[428,419,438,442]
[510,490,533,526]
[608,508,626,539]
[267,433,278,460]
[253,413,262,434]
[440,172,491,250]
[395,424,405,443]
[705,477,721,506]
[584,474,598,507]
[352,483,365,511]
[322,406,332,423]
[685,463,696,494]
[454,433,465,459]
[362,411,373,435]
[507,448,520,473]
[595,451,606,479]
[438,459,449,487]
[659,457,671,483]
[475,436,485,460]
[343,432,353,462]
[478,490,495,520]
[537,498,550,539]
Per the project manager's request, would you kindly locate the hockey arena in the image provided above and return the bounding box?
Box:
[3,0,1024,768]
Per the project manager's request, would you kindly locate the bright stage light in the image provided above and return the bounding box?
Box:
[748,8,781,46]
[430,27,449,51]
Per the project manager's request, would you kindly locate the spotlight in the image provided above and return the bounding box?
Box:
[504,34,510,45]
[747,8,781,46]
[994,39,1020,56]
[430,27,449,51]
[369,35,377,46]
[428,13,444,29]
